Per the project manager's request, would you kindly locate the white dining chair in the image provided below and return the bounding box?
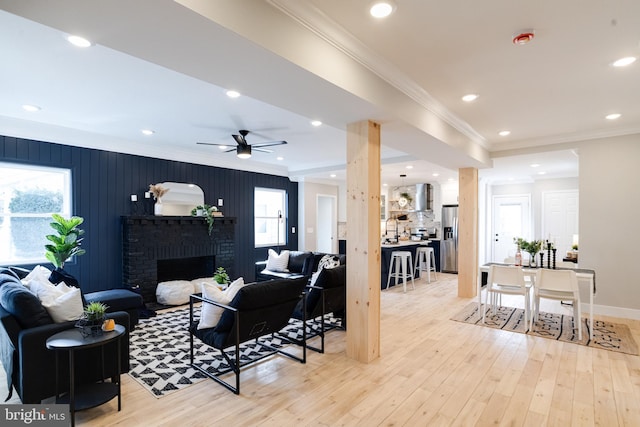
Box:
[483,265,531,330]
[532,268,582,339]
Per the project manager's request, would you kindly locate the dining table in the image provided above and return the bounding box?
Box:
[478,263,597,339]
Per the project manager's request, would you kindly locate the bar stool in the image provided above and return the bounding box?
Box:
[385,251,415,292]
[414,246,437,283]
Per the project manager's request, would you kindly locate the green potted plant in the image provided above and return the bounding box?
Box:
[78,301,109,336]
[45,214,86,269]
[213,267,230,286]
[190,204,217,235]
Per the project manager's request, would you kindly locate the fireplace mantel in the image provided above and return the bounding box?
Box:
[121,215,236,302]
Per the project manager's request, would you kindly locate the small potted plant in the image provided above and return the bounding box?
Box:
[77,301,109,336]
[190,204,217,235]
[213,267,230,286]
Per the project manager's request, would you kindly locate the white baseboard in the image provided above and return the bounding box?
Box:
[589,303,640,320]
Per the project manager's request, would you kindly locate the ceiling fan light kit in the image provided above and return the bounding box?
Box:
[237,145,252,159]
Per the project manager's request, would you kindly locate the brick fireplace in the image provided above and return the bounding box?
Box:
[122,215,235,302]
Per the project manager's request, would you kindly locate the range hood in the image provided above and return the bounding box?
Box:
[414,183,433,212]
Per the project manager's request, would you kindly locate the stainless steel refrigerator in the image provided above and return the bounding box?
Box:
[441,205,458,273]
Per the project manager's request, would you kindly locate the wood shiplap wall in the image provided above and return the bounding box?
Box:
[0,135,299,293]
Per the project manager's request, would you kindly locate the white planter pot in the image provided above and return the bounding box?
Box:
[154,203,163,216]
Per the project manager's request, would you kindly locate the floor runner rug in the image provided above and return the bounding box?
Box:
[451,302,638,355]
[128,306,341,397]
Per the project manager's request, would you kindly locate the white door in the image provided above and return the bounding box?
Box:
[542,190,579,253]
[316,195,337,253]
[492,195,531,262]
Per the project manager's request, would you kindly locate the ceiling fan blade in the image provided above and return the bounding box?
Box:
[232,134,246,145]
[196,142,229,147]
[251,140,287,148]
[253,147,274,153]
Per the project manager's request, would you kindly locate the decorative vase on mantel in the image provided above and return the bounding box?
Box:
[154,198,163,216]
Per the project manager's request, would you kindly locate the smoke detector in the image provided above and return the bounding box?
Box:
[512,31,535,45]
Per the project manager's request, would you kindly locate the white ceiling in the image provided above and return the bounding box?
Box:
[1,0,638,187]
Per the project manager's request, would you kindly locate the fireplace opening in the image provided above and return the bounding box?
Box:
[157,256,215,283]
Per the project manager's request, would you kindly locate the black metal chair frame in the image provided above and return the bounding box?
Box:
[188,293,307,395]
[294,284,345,354]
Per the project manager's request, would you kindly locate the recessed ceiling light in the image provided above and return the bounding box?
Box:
[462,94,479,102]
[612,56,637,67]
[606,113,621,120]
[530,163,540,168]
[277,156,284,161]
[432,173,440,177]
[498,130,511,136]
[311,120,322,127]
[330,174,337,178]
[141,129,154,136]
[226,90,240,98]
[22,104,41,112]
[512,31,535,45]
[383,183,388,187]
[369,2,395,18]
[538,171,546,175]
[406,165,413,169]
[218,145,228,150]
[448,178,454,182]
[66,35,92,48]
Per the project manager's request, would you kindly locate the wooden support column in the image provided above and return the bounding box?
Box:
[346,120,381,363]
[458,167,478,298]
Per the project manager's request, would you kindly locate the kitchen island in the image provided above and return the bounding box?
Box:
[381,240,439,289]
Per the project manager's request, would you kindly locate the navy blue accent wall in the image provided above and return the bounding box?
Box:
[0,135,299,293]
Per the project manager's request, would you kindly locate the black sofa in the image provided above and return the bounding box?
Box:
[255,250,346,282]
[0,268,130,403]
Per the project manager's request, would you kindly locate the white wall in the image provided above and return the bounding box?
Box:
[579,134,640,314]
[298,181,339,251]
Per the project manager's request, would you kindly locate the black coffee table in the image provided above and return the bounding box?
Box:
[46,324,125,427]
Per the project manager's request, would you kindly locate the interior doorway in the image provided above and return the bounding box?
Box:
[542,190,579,254]
[316,194,337,253]
[491,195,531,262]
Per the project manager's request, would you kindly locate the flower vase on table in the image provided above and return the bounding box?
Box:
[528,252,537,268]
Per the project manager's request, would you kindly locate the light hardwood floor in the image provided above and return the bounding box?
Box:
[4,274,640,426]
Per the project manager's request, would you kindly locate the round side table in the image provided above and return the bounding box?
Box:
[46,324,125,427]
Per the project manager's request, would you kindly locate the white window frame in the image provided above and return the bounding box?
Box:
[0,162,72,265]
[254,187,287,248]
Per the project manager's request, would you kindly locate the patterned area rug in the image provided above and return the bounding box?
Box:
[451,302,639,355]
[128,306,341,397]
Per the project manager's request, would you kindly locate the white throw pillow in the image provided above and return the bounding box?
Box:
[21,265,52,289]
[191,278,222,294]
[317,254,340,271]
[266,249,289,272]
[29,278,84,323]
[41,288,84,323]
[198,277,245,330]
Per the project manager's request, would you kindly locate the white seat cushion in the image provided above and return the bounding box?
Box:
[156,280,194,305]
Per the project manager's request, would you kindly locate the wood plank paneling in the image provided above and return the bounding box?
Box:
[0,135,298,293]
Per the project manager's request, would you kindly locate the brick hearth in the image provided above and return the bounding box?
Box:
[122,216,235,302]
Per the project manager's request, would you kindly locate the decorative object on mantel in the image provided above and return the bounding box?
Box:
[149,184,169,216]
[190,204,220,235]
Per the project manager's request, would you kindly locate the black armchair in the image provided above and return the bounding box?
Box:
[0,269,130,404]
[292,264,346,353]
[189,277,307,394]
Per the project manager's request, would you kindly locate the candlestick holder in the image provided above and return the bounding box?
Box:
[552,248,557,269]
[539,252,544,268]
[546,242,552,269]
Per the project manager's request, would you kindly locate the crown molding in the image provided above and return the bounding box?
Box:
[267,0,488,148]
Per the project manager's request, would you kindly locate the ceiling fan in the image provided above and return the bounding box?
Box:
[197,129,287,159]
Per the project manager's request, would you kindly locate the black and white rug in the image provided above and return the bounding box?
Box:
[128,306,341,397]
